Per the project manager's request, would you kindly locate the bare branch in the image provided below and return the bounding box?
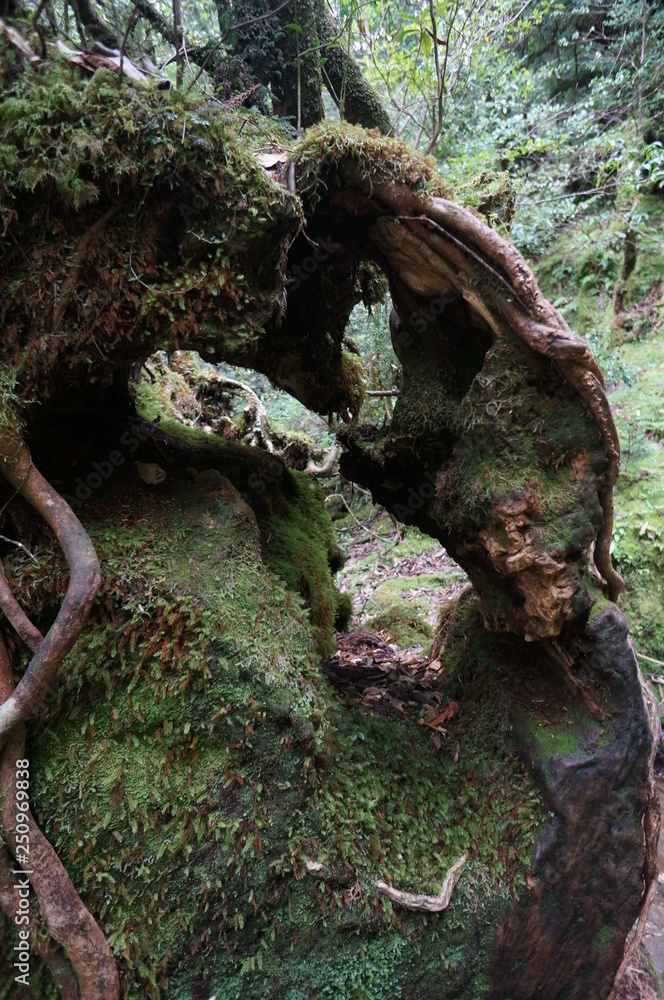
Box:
[0,433,101,740]
[376,854,467,911]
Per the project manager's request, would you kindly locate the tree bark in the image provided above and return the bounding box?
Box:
[315,2,391,133]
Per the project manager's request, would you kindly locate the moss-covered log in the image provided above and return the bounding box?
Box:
[0,41,658,1000]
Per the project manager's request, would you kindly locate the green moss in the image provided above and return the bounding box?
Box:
[457,170,516,235]
[0,491,546,998]
[333,590,353,631]
[264,471,346,657]
[366,601,433,647]
[0,56,303,404]
[293,121,454,212]
[591,923,616,951]
[131,358,346,658]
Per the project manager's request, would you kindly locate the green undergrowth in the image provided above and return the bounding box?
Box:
[532,198,664,666]
[0,475,546,998]
[534,195,664,388]
[611,359,664,666]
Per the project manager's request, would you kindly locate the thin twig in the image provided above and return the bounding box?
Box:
[333,494,386,543]
[0,534,39,567]
[118,4,140,86]
[636,651,664,669]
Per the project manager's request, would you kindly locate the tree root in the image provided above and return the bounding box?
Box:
[0,560,42,652]
[306,441,341,477]
[0,431,101,738]
[0,422,119,996]
[375,854,467,912]
[170,352,276,452]
[0,727,119,998]
[608,665,661,1000]
[0,846,79,1000]
[338,159,624,604]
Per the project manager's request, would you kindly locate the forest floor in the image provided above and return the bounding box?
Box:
[332,501,664,999]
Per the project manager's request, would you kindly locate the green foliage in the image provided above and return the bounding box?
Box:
[530,188,664,665]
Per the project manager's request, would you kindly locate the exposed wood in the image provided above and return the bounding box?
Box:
[376,854,466,912]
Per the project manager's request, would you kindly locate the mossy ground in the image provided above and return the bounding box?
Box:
[0,44,638,997]
[0,446,546,1000]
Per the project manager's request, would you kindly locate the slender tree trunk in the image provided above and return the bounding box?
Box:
[173,0,184,86]
[315,1,391,133]
[614,226,637,315]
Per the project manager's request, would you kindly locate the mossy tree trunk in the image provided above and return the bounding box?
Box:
[314,2,392,133]
[0,28,657,997]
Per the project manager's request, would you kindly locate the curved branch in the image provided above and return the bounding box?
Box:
[0,432,101,741]
[0,846,79,1000]
[376,854,466,912]
[306,441,340,476]
[0,560,44,653]
[339,161,623,603]
[0,635,119,998]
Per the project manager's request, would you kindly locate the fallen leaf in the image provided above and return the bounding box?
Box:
[419,700,459,729]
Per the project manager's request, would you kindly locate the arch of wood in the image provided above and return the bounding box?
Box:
[0,117,656,998]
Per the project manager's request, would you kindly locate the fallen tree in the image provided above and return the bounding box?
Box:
[0,26,658,1000]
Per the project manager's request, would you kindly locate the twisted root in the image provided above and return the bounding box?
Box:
[0,420,119,997]
[338,161,623,604]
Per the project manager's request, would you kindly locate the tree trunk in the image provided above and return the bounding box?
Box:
[315,2,392,133]
[0,50,655,999]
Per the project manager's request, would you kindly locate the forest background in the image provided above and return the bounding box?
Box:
[70,0,664,664]
[2,1,664,998]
